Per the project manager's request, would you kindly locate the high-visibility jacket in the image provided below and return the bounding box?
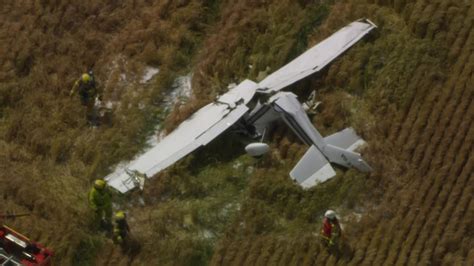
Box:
[88,187,112,210]
[320,217,341,241]
[70,77,98,100]
[113,219,130,244]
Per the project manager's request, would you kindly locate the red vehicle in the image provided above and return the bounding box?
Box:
[0,225,53,265]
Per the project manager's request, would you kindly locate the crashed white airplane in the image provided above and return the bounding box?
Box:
[107,19,376,193]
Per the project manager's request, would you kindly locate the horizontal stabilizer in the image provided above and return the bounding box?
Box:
[323,144,372,172]
[324,128,365,152]
[290,145,336,189]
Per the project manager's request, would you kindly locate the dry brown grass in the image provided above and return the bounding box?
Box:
[0,0,216,264]
[1,0,472,265]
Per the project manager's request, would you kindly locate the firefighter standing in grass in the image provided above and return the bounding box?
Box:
[70,72,102,124]
[320,210,342,248]
[113,211,130,250]
[88,179,112,230]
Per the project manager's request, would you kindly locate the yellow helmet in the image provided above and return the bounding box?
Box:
[81,73,91,83]
[94,179,106,190]
[115,211,126,220]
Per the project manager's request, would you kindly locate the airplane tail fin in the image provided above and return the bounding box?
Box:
[289,129,371,189]
[322,127,372,172]
[290,145,336,189]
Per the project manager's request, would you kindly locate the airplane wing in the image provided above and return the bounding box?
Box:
[258,19,376,93]
[106,80,258,193]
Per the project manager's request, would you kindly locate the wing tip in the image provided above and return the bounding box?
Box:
[355,18,377,28]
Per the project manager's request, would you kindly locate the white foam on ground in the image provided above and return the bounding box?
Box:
[140,67,160,84]
[105,101,114,109]
[144,74,193,147]
[162,74,192,112]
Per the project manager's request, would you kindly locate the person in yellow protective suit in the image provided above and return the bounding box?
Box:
[113,211,130,250]
[70,72,102,124]
[88,179,112,230]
